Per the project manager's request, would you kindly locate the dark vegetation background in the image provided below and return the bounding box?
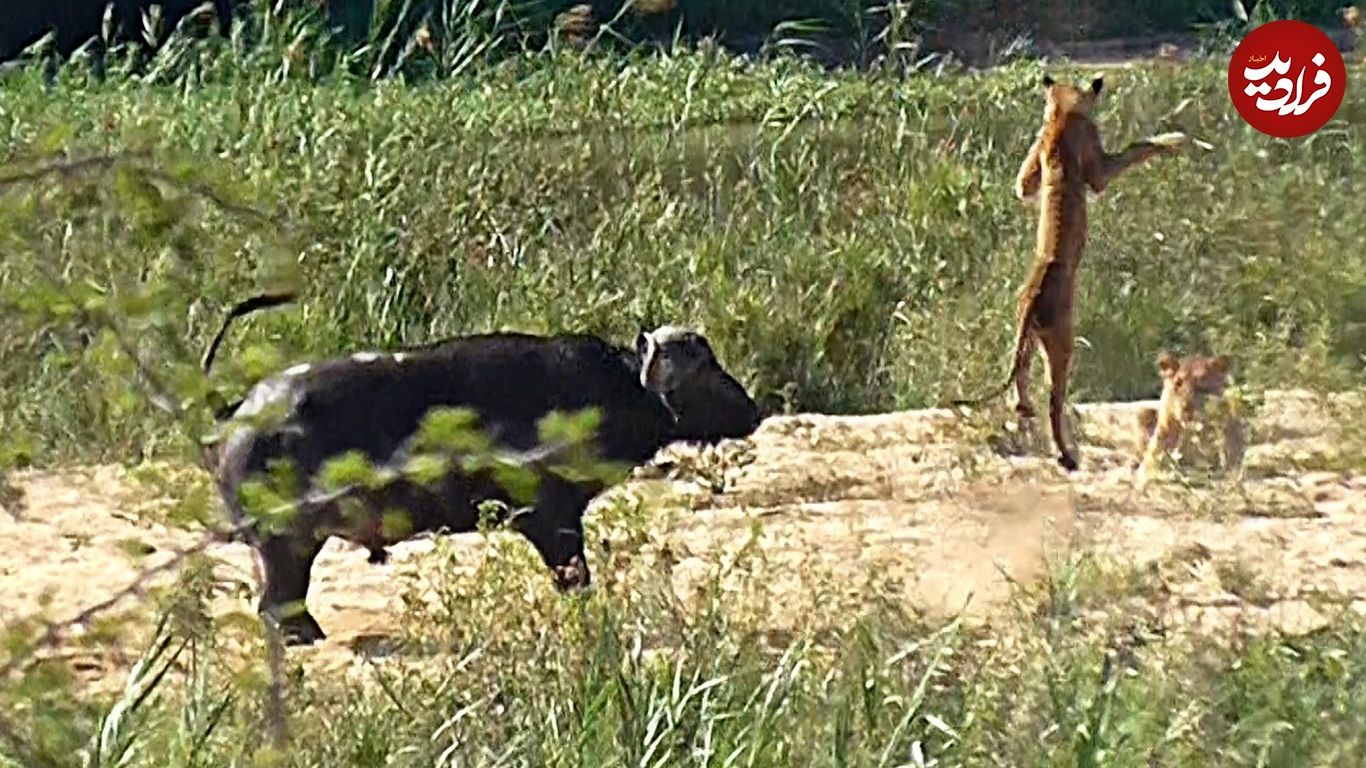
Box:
[1,0,1353,64]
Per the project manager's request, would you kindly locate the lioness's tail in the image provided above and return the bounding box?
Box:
[948,318,1033,408]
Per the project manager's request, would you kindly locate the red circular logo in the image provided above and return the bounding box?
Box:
[1227,20,1347,138]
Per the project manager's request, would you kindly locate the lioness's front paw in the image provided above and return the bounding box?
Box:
[1148,131,1188,149]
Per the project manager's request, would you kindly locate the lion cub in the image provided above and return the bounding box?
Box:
[1135,351,1247,485]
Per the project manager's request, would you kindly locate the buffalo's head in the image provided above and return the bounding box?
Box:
[636,325,762,443]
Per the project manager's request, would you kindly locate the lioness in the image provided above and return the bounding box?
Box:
[953,74,1187,471]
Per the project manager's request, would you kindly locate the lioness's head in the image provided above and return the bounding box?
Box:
[1041,74,1104,118]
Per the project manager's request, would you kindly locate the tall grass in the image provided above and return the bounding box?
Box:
[2,25,1362,464]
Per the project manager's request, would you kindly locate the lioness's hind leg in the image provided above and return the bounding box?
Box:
[1013,332,1039,420]
[1039,330,1078,471]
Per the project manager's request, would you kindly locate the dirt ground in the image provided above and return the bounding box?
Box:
[2,388,1363,689]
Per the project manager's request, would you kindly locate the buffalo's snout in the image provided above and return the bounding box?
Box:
[552,556,592,592]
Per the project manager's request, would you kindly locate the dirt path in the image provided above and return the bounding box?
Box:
[2,389,1363,689]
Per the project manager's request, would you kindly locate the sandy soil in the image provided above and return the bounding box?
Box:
[1,388,1363,690]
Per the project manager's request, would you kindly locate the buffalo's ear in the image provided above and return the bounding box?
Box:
[687,332,714,358]
[635,331,650,357]
[1090,76,1104,95]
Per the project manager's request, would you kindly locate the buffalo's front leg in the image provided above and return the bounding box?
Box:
[257,534,326,645]
[513,478,593,591]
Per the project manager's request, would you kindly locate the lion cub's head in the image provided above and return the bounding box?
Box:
[1135,351,1246,482]
[1156,351,1232,422]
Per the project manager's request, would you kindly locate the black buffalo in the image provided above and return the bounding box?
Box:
[203,301,761,645]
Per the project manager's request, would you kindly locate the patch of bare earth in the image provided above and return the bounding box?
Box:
[1,389,1362,691]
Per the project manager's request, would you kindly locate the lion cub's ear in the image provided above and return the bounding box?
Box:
[1090,76,1104,95]
[1042,73,1056,88]
[1156,350,1180,377]
[1208,355,1230,375]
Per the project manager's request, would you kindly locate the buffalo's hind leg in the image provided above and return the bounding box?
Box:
[515,477,593,592]
[257,534,326,645]
[1039,328,1080,472]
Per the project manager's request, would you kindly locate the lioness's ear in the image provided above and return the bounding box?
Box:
[1209,355,1230,374]
[1041,74,1055,88]
[1090,76,1104,95]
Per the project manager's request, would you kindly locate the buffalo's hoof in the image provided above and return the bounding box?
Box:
[366,547,390,565]
[1058,453,1079,472]
[277,612,327,646]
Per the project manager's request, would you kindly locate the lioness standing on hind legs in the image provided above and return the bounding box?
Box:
[952,74,1188,471]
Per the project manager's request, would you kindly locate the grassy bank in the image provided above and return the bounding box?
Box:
[2,44,1363,465]
[4,524,1366,768]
